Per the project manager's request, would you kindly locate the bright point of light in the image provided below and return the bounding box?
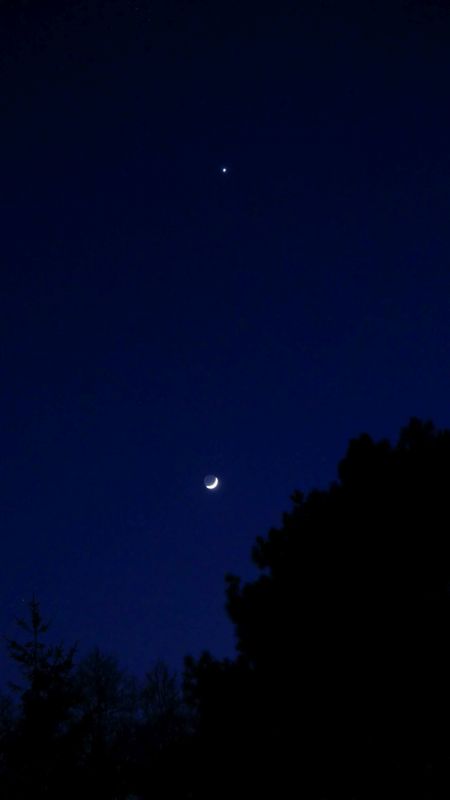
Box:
[221,167,227,173]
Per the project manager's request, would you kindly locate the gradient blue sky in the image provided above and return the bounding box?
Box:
[1,0,450,682]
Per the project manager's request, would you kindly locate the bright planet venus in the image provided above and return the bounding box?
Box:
[204,475,219,490]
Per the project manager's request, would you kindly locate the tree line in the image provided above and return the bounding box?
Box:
[1,417,450,798]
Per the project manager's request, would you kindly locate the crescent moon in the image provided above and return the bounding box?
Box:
[206,476,219,490]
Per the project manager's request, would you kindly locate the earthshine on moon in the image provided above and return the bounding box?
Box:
[204,475,219,490]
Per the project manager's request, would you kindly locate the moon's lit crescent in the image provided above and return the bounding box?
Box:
[205,476,219,489]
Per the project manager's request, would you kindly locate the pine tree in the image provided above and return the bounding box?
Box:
[4,597,78,798]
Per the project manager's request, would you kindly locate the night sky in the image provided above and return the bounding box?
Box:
[1,0,450,682]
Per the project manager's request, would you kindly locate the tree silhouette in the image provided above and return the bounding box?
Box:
[140,660,185,747]
[2,606,192,800]
[1,418,450,798]
[72,647,138,798]
[185,418,450,799]
[136,661,192,799]
[3,597,78,798]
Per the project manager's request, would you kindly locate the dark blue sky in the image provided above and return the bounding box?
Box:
[1,0,450,681]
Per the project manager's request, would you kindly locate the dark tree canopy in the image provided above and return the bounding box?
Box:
[186,418,450,799]
[1,604,188,799]
[2,418,450,798]
[3,599,79,798]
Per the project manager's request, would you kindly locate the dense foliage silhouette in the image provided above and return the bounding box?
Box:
[185,418,450,799]
[1,418,450,798]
